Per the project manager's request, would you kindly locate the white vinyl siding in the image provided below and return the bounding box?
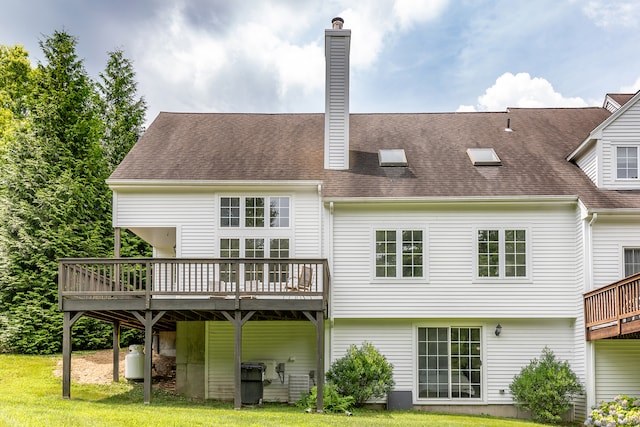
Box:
[594,340,640,403]
[331,318,577,406]
[113,188,321,259]
[591,216,640,288]
[575,145,599,186]
[331,203,578,318]
[206,321,316,402]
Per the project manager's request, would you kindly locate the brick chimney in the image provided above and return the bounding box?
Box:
[324,17,351,170]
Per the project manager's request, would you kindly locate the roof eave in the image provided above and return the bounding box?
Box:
[108,179,323,191]
[568,91,640,161]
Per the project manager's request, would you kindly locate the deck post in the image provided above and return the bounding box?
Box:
[62,311,84,399]
[114,227,121,258]
[113,320,120,383]
[234,310,242,409]
[315,310,324,413]
[144,310,153,404]
[221,310,255,409]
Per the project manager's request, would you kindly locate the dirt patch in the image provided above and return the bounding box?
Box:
[54,349,176,391]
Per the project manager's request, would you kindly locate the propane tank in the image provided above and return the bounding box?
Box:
[124,344,144,380]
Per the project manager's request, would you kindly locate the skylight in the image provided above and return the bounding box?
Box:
[467,148,501,166]
[378,149,408,167]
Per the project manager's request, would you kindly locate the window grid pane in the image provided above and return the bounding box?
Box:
[220,197,240,227]
[269,197,290,227]
[450,327,481,399]
[617,146,638,179]
[269,238,289,283]
[402,230,423,277]
[624,248,640,276]
[505,229,526,277]
[245,238,264,282]
[376,230,396,277]
[245,197,265,228]
[418,327,449,398]
[478,230,499,277]
[220,238,239,282]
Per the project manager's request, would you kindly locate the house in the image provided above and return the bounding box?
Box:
[59,18,640,419]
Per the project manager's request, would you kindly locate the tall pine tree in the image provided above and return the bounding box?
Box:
[0,31,112,353]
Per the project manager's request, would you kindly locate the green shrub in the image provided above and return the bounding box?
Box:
[297,383,355,413]
[325,342,395,407]
[509,347,583,424]
[585,395,640,426]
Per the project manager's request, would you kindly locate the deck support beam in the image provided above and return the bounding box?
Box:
[113,320,120,383]
[132,310,166,404]
[62,311,85,399]
[222,310,255,409]
[303,311,324,413]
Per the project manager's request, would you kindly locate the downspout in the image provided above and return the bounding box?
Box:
[328,201,335,372]
[585,212,597,411]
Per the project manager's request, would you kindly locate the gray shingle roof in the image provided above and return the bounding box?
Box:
[109,107,640,209]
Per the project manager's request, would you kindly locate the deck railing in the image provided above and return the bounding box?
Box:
[584,273,640,340]
[58,258,329,307]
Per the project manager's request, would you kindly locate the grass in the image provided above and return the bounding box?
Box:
[0,353,551,427]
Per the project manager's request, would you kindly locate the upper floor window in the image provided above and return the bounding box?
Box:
[477,228,527,279]
[617,146,638,179]
[624,248,640,276]
[220,196,290,228]
[375,229,424,278]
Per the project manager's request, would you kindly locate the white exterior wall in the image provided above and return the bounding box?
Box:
[594,340,640,403]
[331,318,578,406]
[591,216,640,288]
[206,321,316,402]
[113,187,321,258]
[575,145,599,187]
[600,100,640,189]
[330,202,580,318]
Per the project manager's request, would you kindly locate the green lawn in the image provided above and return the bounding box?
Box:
[0,353,550,427]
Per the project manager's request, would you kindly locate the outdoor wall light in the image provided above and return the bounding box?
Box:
[495,324,502,336]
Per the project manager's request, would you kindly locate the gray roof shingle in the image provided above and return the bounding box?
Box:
[109,107,640,209]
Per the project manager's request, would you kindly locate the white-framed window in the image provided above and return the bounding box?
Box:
[624,247,640,277]
[616,146,639,179]
[219,238,290,283]
[375,229,424,278]
[417,326,482,399]
[476,228,527,279]
[220,196,290,228]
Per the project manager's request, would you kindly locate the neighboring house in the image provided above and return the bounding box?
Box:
[59,18,640,420]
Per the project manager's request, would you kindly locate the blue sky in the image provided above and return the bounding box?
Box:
[2,0,639,123]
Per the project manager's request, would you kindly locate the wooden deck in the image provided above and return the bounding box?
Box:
[584,272,640,340]
[58,257,329,409]
[59,258,329,328]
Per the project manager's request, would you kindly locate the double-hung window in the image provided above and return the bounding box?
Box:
[417,327,481,399]
[477,228,527,279]
[617,146,639,179]
[220,196,290,228]
[624,248,640,277]
[375,229,424,278]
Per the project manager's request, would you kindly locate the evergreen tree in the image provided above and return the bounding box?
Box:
[0,31,112,353]
[98,49,147,171]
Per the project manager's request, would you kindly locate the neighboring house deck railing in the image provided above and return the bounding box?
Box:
[58,258,329,307]
[584,273,640,340]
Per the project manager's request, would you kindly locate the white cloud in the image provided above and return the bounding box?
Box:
[621,76,640,94]
[582,0,640,28]
[393,0,449,30]
[461,72,588,112]
[132,0,450,116]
